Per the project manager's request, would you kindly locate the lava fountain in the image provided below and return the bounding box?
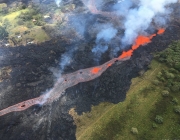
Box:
[0,29,165,116]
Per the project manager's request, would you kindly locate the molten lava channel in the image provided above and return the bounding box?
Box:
[0,29,165,117]
[91,67,102,74]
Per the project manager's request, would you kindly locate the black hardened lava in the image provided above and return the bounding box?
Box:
[0,24,179,140]
[0,1,180,138]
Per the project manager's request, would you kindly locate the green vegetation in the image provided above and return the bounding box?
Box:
[0,3,7,12]
[1,9,28,25]
[155,115,163,124]
[174,106,180,114]
[70,41,180,140]
[0,26,8,40]
[0,3,7,15]
[0,2,70,46]
[17,8,45,26]
[0,4,50,46]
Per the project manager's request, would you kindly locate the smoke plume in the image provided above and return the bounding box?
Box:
[96,26,117,43]
[92,26,117,60]
[81,0,177,51]
[53,0,178,67]
[120,0,178,46]
[55,0,62,7]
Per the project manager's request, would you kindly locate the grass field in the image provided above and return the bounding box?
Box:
[0,8,50,46]
[2,9,28,23]
[70,58,180,140]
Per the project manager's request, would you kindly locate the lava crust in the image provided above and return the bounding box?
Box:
[0,2,180,140]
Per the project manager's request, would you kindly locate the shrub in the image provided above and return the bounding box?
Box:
[169,68,178,74]
[155,115,163,124]
[0,26,8,39]
[175,63,180,71]
[2,18,10,28]
[147,65,151,69]
[20,5,26,10]
[152,80,160,86]
[152,123,158,128]
[158,77,165,82]
[26,22,33,28]
[174,106,180,114]
[1,7,8,15]
[33,14,42,20]
[162,90,169,97]
[17,19,24,25]
[164,87,170,92]
[34,20,45,26]
[165,72,175,79]
[172,98,178,105]
[131,127,138,134]
[15,31,20,35]
[0,17,2,22]
[139,70,145,76]
[23,30,30,35]
[171,84,180,92]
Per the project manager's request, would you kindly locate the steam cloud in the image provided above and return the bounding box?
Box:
[82,0,177,51]
[119,0,178,46]
[96,27,117,42]
[92,26,117,59]
[55,0,178,69]
[54,0,178,69]
[55,0,62,7]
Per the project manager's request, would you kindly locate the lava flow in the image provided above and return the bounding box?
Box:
[119,32,159,59]
[0,29,165,117]
[157,28,165,35]
[91,67,102,74]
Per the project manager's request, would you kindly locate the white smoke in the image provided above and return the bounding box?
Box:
[80,0,178,56]
[55,0,62,7]
[96,27,118,43]
[60,52,72,70]
[59,46,78,71]
[92,45,108,55]
[92,26,117,59]
[121,0,178,45]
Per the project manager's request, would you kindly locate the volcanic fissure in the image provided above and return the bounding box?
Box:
[0,29,165,116]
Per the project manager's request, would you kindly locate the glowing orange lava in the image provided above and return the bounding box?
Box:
[150,34,157,39]
[107,63,113,67]
[157,28,165,35]
[119,50,133,59]
[132,35,151,50]
[0,28,166,117]
[91,67,101,74]
[118,28,165,59]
